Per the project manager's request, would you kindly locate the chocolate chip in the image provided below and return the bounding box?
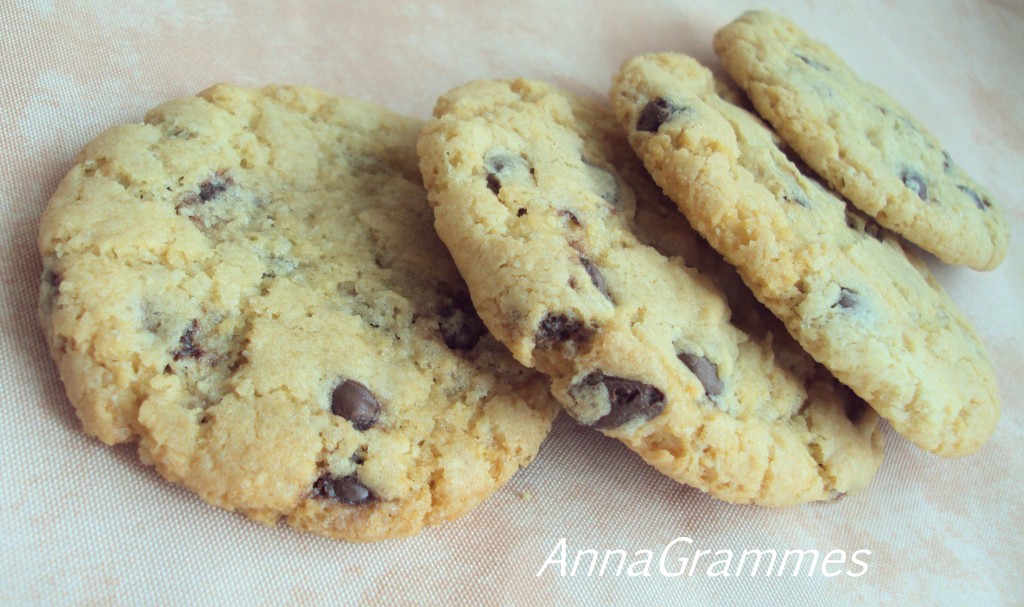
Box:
[845,209,884,241]
[484,153,531,195]
[901,169,928,201]
[845,396,868,424]
[558,209,582,227]
[331,380,381,430]
[579,255,611,300]
[516,207,527,217]
[636,97,679,133]
[942,151,953,172]
[785,189,812,208]
[172,319,204,361]
[795,52,829,71]
[677,353,724,398]
[958,185,990,211]
[486,173,501,194]
[572,372,666,429]
[45,269,62,289]
[438,298,486,351]
[833,287,860,310]
[535,313,593,348]
[312,473,374,505]
[198,174,230,202]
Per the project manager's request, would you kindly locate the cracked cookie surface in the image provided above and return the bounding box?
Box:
[713,10,1008,271]
[38,84,559,541]
[418,78,883,505]
[611,53,999,457]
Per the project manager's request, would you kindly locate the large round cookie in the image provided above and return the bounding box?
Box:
[713,10,1009,271]
[611,53,1000,457]
[37,84,559,541]
[418,79,883,506]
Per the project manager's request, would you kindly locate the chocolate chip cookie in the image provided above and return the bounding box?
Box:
[418,78,883,505]
[37,84,559,541]
[611,53,1000,457]
[713,10,1009,271]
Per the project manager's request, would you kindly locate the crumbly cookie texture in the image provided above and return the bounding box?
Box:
[418,78,883,506]
[713,10,1008,271]
[38,84,559,541]
[611,53,1000,457]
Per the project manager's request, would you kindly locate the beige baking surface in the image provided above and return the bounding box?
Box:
[2,1,1021,605]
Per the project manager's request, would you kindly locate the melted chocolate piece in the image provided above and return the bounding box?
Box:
[198,174,230,202]
[677,353,724,398]
[579,255,611,300]
[958,185,990,211]
[845,209,884,241]
[573,372,666,429]
[901,169,928,201]
[331,380,381,430]
[942,151,954,173]
[535,314,593,348]
[172,319,204,361]
[558,209,582,227]
[795,52,830,71]
[45,269,62,289]
[636,98,679,133]
[438,298,486,351]
[786,189,812,208]
[312,473,374,505]
[833,287,860,310]
[486,173,501,194]
[484,153,531,195]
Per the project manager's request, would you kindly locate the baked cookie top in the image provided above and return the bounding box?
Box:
[713,10,1009,271]
[418,78,883,506]
[611,53,1000,457]
[37,84,559,541]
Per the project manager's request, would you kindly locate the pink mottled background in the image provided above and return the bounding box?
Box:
[1,1,1021,605]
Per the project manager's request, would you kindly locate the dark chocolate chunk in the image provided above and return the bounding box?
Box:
[172,319,204,361]
[573,372,666,429]
[558,209,582,227]
[863,218,884,241]
[579,255,611,300]
[45,269,62,289]
[636,97,679,133]
[785,189,812,208]
[535,313,593,348]
[942,151,953,172]
[958,185,990,211]
[484,153,531,195]
[486,173,501,194]
[901,169,928,201]
[677,353,724,398]
[438,298,486,351]
[331,380,381,430]
[198,174,230,202]
[795,52,830,71]
[312,473,374,505]
[516,207,527,217]
[833,287,860,310]
[845,209,884,241]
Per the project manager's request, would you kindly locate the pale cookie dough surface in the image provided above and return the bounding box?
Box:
[611,53,1000,457]
[713,10,1009,271]
[37,84,559,541]
[418,78,883,506]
